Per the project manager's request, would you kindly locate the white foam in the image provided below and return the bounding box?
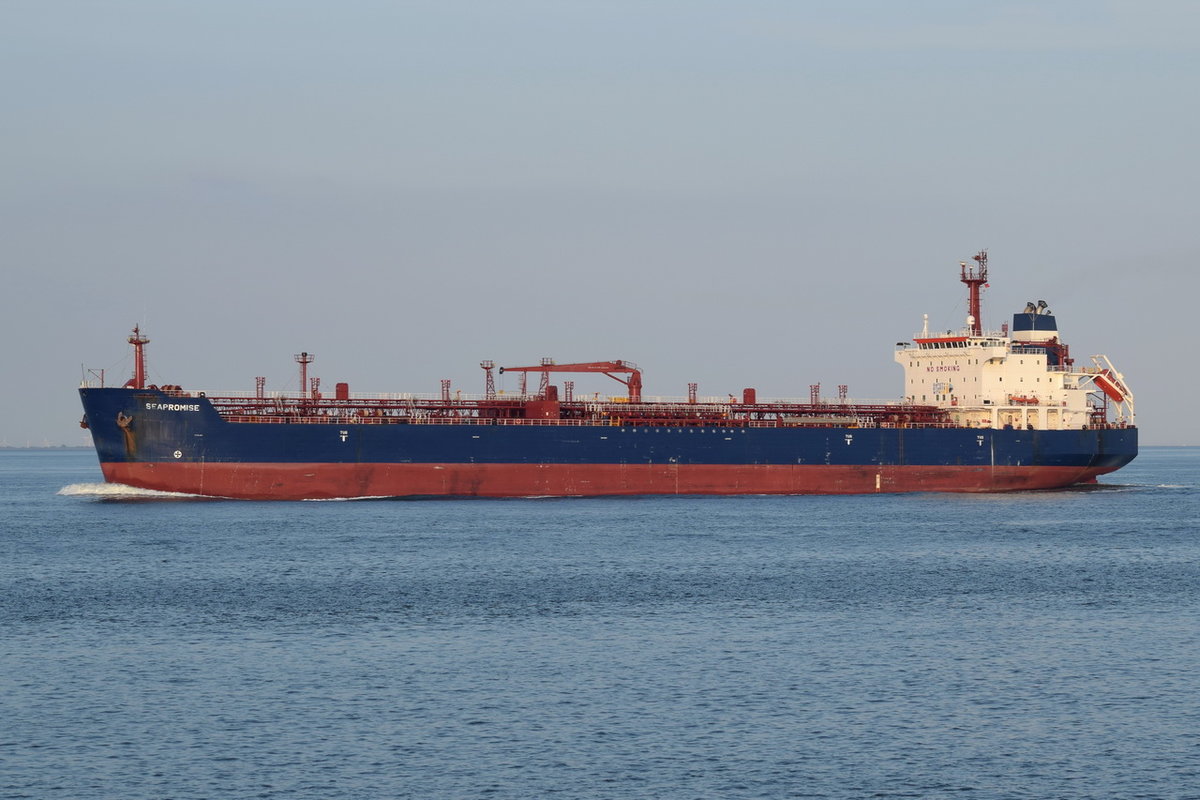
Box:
[302,495,393,502]
[57,482,203,500]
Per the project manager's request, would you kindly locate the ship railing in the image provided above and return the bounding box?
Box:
[217,413,968,429]
[217,414,618,426]
[206,390,476,401]
[904,328,1010,342]
[89,381,921,410]
[197,389,912,407]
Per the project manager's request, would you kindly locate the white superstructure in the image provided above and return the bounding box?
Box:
[894,300,1135,431]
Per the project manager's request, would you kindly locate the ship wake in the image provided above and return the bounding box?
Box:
[57,482,210,501]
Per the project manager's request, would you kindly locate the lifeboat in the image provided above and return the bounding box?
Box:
[1094,370,1126,403]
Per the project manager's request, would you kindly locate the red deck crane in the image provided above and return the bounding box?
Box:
[499,360,643,402]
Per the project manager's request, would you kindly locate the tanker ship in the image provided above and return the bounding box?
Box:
[78,252,1136,499]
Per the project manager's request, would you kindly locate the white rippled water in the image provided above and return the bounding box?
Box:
[56,481,201,499]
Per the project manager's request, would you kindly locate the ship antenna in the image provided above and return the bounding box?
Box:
[127,325,150,389]
[961,250,988,335]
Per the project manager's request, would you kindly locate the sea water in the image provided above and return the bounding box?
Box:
[2,448,1198,799]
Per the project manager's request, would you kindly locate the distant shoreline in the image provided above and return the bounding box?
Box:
[0,446,93,451]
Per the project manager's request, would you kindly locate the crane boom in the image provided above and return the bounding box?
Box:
[499,360,643,402]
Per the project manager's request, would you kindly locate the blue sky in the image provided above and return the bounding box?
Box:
[2,1,1196,445]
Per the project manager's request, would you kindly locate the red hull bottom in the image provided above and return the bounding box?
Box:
[100,462,1123,501]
